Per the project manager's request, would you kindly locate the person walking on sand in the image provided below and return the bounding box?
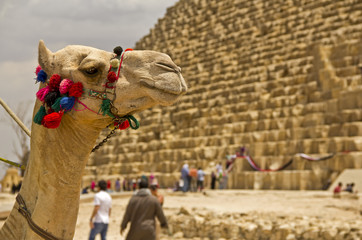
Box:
[150,183,164,240]
[89,180,112,240]
[121,178,168,240]
[181,163,190,192]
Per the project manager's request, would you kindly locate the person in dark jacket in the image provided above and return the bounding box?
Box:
[120,178,168,240]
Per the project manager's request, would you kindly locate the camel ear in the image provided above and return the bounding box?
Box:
[38,40,53,73]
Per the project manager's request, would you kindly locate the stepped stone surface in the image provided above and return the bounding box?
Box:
[85,0,362,190]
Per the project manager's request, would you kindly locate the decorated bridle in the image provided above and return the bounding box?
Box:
[33,46,139,151]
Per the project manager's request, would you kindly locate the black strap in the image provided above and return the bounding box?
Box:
[16,194,60,240]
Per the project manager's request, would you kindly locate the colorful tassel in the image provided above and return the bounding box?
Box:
[107,72,118,83]
[36,70,47,83]
[110,59,120,68]
[118,120,130,130]
[33,105,46,125]
[36,86,50,102]
[59,79,74,94]
[113,46,123,56]
[44,91,60,108]
[42,112,63,129]
[60,97,75,111]
[51,97,62,112]
[49,74,62,90]
[99,99,114,117]
[35,65,42,75]
[69,82,84,98]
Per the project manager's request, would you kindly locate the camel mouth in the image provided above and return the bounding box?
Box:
[140,80,186,96]
[140,80,186,106]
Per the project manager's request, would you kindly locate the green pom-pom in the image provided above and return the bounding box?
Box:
[33,105,47,125]
[51,97,62,112]
[99,99,114,118]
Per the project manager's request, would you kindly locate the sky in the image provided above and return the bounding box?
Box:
[0,0,179,179]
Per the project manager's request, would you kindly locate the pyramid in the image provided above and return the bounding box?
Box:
[85,0,362,190]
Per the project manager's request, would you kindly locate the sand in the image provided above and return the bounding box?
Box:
[0,190,361,239]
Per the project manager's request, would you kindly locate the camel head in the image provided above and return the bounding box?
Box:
[36,40,187,129]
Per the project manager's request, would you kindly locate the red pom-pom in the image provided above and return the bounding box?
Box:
[118,120,130,130]
[35,65,42,75]
[69,82,84,98]
[107,72,118,83]
[41,112,63,129]
[49,74,62,90]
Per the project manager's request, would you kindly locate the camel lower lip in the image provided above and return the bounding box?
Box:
[140,81,181,96]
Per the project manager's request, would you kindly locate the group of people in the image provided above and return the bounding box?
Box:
[333,182,357,196]
[180,164,205,192]
[89,178,167,240]
[179,160,234,192]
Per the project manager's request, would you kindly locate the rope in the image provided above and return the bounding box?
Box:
[0,157,26,170]
[0,97,31,137]
[16,194,60,240]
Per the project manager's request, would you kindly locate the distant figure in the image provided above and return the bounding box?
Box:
[181,164,190,192]
[189,167,198,192]
[150,184,164,206]
[344,183,355,193]
[107,180,111,192]
[222,171,228,189]
[115,178,121,192]
[333,182,343,196]
[132,179,137,191]
[197,167,205,192]
[91,180,96,192]
[211,171,216,190]
[0,182,2,192]
[149,173,155,185]
[150,184,164,240]
[121,178,168,240]
[218,169,224,189]
[89,180,112,240]
[82,186,90,194]
[123,178,128,191]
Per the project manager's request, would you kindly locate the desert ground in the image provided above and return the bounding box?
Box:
[0,190,361,239]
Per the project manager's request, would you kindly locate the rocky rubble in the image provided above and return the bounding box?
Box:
[161,207,362,240]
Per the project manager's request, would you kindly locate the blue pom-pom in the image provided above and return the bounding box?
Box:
[60,96,75,111]
[37,70,47,83]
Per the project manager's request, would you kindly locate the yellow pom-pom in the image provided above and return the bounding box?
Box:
[110,59,120,68]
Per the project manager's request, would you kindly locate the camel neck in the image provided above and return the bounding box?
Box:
[5,111,105,239]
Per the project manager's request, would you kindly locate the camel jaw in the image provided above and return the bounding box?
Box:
[140,76,187,106]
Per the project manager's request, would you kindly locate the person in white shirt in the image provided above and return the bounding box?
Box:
[89,180,112,240]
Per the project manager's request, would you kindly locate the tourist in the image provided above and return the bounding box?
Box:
[91,180,96,192]
[344,183,355,193]
[218,169,224,189]
[107,180,111,192]
[189,166,198,192]
[222,171,229,189]
[115,178,121,192]
[150,183,164,240]
[89,180,112,240]
[181,163,190,192]
[123,178,127,191]
[120,178,168,240]
[211,171,216,190]
[333,182,343,195]
[82,186,90,194]
[132,178,137,191]
[197,167,205,192]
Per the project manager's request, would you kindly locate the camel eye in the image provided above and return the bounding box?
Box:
[85,67,98,75]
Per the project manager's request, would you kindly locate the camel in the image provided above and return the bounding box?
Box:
[0,40,187,240]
